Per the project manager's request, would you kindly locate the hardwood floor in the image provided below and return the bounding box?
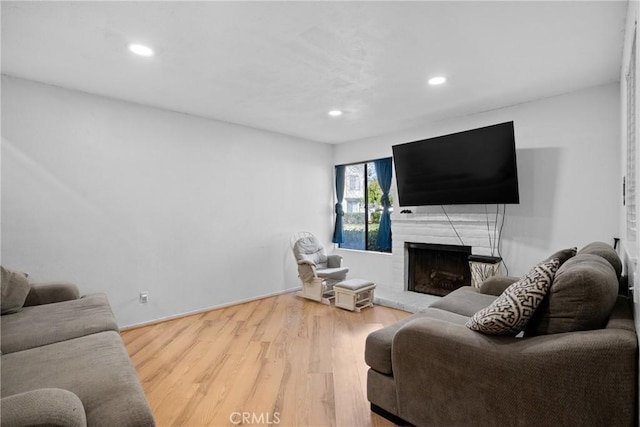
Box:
[121,292,410,427]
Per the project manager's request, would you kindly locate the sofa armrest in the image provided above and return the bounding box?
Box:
[478,275,520,295]
[1,388,87,427]
[327,254,343,268]
[23,282,80,307]
[392,318,637,427]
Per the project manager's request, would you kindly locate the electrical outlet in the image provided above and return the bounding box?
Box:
[139,292,149,304]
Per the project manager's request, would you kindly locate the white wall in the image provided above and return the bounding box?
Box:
[334,83,621,285]
[1,75,334,327]
[0,76,623,327]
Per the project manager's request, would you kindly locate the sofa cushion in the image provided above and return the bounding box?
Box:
[478,248,575,297]
[478,276,520,296]
[1,266,31,315]
[365,309,471,375]
[24,282,80,306]
[466,258,560,335]
[0,331,155,427]
[0,293,119,353]
[430,286,497,317]
[525,254,619,336]
[578,241,622,279]
[545,247,577,265]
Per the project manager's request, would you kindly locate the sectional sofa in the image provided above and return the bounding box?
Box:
[365,242,638,426]
[0,267,155,427]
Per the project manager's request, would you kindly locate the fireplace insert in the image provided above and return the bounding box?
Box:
[407,242,472,296]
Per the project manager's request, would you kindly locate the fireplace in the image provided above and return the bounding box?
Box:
[407,242,472,296]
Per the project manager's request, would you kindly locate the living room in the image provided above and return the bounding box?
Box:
[1,1,639,426]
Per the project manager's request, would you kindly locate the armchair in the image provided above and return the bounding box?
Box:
[291,232,349,304]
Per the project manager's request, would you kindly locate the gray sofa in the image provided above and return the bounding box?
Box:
[1,267,155,427]
[365,242,638,426]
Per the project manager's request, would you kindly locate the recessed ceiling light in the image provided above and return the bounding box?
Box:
[128,43,154,57]
[428,76,447,85]
[328,110,343,117]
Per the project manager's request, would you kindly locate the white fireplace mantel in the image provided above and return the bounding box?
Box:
[390,212,503,291]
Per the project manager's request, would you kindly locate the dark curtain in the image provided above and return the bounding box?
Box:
[374,158,392,250]
[332,165,346,244]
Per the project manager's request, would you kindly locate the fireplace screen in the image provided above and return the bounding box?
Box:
[407,243,472,296]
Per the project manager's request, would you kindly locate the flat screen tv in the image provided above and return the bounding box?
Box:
[392,121,519,206]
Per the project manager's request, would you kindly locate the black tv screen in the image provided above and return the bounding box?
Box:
[392,121,519,206]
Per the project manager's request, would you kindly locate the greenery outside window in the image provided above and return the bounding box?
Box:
[338,159,392,253]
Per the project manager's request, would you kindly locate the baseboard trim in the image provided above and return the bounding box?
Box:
[120,287,301,331]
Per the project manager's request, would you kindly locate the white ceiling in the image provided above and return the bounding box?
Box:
[1,1,629,144]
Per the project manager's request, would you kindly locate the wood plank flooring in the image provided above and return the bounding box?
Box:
[121,292,410,427]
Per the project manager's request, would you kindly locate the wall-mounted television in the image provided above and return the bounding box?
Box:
[392,121,519,206]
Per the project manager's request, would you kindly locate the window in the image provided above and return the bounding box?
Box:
[348,175,360,191]
[347,200,360,213]
[336,159,392,253]
[627,28,637,241]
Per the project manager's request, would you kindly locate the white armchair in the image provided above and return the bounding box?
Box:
[291,232,349,304]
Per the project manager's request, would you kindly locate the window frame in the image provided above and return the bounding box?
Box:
[335,157,393,253]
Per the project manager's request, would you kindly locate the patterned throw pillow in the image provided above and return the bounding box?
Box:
[466,258,561,335]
